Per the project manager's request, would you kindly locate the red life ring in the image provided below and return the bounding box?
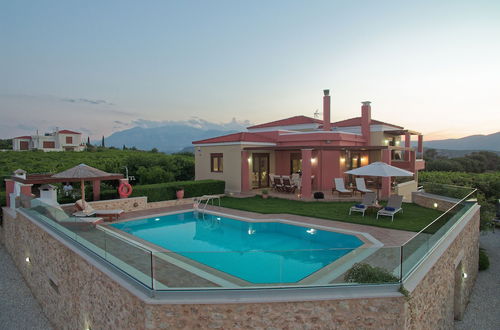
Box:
[118,182,133,198]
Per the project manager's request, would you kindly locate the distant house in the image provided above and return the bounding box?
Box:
[12,129,85,152]
[193,90,425,199]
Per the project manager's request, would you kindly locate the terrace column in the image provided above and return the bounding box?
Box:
[301,149,313,199]
[417,135,423,156]
[92,180,101,201]
[4,179,14,207]
[404,132,411,161]
[381,149,391,200]
[241,150,250,193]
[20,184,33,197]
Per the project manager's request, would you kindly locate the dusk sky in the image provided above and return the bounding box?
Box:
[1,0,499,140]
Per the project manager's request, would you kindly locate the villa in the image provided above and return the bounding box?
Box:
[12,128,85,152]
[193,90,425,199]
[0,93,480,328]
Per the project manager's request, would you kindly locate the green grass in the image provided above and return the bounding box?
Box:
[220,196,443,232]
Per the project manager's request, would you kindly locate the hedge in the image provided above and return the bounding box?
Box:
[0,191,5,207]
[101,180,225,203]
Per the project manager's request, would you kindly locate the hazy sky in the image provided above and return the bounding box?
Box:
[1,0,499,140]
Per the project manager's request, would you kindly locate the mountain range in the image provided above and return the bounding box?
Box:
[104,121,499,154]
[416,132,500,152]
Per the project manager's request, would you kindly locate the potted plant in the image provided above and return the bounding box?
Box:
[175,186,185,199]
[261,189,269,199]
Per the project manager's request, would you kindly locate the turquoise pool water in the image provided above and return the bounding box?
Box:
[111,212,364,283]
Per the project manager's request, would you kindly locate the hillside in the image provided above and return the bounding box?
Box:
[421,132,500,151]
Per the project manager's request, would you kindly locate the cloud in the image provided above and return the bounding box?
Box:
[130,117,253,131]
[61,98,114,106]
[16,123,37,131]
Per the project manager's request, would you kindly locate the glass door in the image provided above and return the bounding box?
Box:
[252,153,270,188]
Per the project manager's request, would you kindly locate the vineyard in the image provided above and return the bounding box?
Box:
[0,149,194,189]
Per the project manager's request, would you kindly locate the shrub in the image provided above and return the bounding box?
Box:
[130,180,225,202]
[479,248,490,271]
[344,263,399,284]
[313,192,324,199]
[0,191,5,207]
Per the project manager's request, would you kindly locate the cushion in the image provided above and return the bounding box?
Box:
[355,204,365,208]
[385,206,396,211]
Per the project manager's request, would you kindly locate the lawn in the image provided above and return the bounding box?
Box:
[219,196,444,232]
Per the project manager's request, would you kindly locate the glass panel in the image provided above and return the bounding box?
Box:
[152,247,401,290]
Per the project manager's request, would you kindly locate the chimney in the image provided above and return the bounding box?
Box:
[361,101,371,145]
[323,89,331,131]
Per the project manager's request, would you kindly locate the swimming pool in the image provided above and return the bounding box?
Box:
[111,211,364,283]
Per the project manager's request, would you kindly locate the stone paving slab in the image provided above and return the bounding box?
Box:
[0,244,53,330]
[455,230,500,330]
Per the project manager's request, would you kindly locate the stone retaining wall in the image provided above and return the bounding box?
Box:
[412,191,459,212]
[0,203,480,329]
[403,207,479,327]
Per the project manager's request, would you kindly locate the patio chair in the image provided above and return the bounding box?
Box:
[377,195,404,222]
[355,178,374,195]
[291,173,301,191]
[74,199,124,222]
[281,175,297,193]
[272,176,284,192]
[349,192,377,216]
[333,178,353,197]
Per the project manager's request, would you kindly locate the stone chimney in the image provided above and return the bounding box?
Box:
[323,89,331,131]
[361,101,372,145]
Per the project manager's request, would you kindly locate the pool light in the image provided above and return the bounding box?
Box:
[155,218,160,221]
[248,229,256,235]
[306,228,316,235]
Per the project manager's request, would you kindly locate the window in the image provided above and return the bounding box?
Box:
[20,141,29,150]
[290,153,302,174]
[66,136,73,144]
[210,153,223,172]
[43,141,55,148]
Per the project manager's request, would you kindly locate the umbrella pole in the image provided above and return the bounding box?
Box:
[81,179,85,202]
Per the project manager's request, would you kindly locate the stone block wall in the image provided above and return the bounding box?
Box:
[0,202,480,329]
[2,210,147,329]
[77,197,147,212]
[412,192,459,212]
[403,208,479,328]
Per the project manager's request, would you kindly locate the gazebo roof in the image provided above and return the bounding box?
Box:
[52,164,119,179]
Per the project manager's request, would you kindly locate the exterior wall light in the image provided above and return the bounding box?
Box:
[247,157,252,162]
[384,139,389,145]
[340,157,346,163]
[395,140,400,146]
[433,202,438,208]
[462,272,468,279]
[25,257,31,263]
[311,158,317,164]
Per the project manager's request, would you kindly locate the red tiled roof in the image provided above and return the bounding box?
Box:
[331,117,404,129]
[13,136,32,139]
[193,132,277,145]
[58,129,81,134]
[247,116,323,129]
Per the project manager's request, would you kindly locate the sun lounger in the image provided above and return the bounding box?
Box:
[349,192,377,216]
[74,200,124,221]
[333,178,353,197]
[377,195,404,221]
[355,178,374,195]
